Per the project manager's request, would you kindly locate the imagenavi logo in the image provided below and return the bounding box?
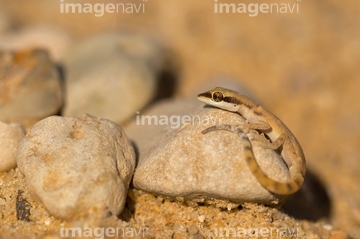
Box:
[214,0,302,17]
[59,0,148,17]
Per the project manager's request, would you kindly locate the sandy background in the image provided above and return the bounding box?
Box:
[0,0,359,238]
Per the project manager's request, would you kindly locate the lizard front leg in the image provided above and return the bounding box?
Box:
[237,119,286,151]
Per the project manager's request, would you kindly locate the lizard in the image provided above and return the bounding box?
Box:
[197,87,306,195]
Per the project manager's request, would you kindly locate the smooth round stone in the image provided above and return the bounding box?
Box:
[0,121,25,172]
[16,114,136,219]
[126,99,290,207]
[62,32,165,124]
[0,49,63,121]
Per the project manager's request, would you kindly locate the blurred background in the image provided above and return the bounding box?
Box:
[0,0,359,237]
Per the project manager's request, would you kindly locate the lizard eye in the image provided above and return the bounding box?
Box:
[212,92,223,102]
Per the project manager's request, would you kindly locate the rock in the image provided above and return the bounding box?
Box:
[16,114,136,219]
[0,49,63,121]
[0,121,25,172]
[0,25,71,61]
[62,32,165,124]
[126,98,290,207]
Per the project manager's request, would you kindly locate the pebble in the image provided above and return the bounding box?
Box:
[126,98,290,206]
[0,49,63,121]
[190,234,205,239]
[0,121,25,172]
[62,32,165,124]
[16,114,136,219]
[188,224,200,234]
[198,215,206,223]
[271,211,285,221]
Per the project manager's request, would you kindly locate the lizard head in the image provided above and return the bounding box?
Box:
[197,87,241,112]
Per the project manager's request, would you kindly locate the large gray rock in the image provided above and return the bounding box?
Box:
[62,32,165,124]
[16,114,136,219]
[0,121,25,172]
[126,99,290,207]
[0,49,63,121]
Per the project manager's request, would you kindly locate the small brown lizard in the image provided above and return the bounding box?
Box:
[198,87,306,195]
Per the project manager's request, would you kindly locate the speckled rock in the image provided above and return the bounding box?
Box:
[62,32,165,124]
[16,114,136,219]
[126,98,291,206]
[0,121,25,172]
[0,49,63,121]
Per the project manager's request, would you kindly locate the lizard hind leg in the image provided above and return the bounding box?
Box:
[248,132,286,151]
[201,124,302,195]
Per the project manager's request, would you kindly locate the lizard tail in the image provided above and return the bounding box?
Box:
[202,124,304,195]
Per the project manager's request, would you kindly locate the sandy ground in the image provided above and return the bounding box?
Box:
[0,0,359,238]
